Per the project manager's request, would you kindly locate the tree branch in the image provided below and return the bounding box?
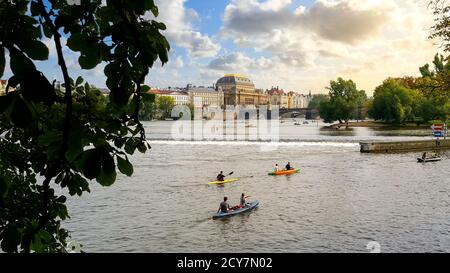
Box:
[33,1,73,245]
[37,0,73,157]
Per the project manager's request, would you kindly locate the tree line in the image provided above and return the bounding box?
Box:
[309,54,450,126]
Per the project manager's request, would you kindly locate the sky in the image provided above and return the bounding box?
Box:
[2,0,441,94]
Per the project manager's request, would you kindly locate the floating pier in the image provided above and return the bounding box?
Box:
[360,139,450,153]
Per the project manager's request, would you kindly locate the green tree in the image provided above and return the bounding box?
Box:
[429,1,450,52]
[139,93,157,121]
[308,94,328,110]
[156,96,176,119]
[369,79,420,123]
[319,78,366,126]
[0,0,169,253]
[418,54,450,101]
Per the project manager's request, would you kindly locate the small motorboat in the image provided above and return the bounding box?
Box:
[417,157,442,163]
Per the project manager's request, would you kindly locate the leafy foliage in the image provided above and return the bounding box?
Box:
[156,96,176,120]
[0,0,169,253]
[368,79,420,123]
[308,94,329,110]
[429,0,450,52]
[319,78,367,125]
[139,94,179,121]
[368,54,450,124]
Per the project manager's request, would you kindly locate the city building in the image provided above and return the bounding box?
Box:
[288,92,309,109]
[149,89,190,106]
[216,74,268,107]
[267,87,289,109]
[186,85,224,109]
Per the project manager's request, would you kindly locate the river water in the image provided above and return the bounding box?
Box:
[64,121,450,253]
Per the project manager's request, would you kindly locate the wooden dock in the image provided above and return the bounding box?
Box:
[360,139,450,153]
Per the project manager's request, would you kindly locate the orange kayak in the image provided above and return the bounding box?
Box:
[268,169,300,176]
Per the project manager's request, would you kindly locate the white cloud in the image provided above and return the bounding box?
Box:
[218,0,438,93]
[153,0,220,58]
[207,52,274,71]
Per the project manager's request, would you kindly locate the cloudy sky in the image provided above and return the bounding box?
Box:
[2,0,441,94]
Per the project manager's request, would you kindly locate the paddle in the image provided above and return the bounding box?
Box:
[237,175,254,179]
[225,171,234,177]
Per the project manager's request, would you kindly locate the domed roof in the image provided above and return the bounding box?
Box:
[216,74,254,85]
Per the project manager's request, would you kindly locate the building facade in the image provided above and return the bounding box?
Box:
[186,85,224,109]
[216,74,268,107]
[149,89,190,105]
[267,87,289,109]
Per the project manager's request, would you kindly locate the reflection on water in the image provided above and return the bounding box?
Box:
[63,121,450,253]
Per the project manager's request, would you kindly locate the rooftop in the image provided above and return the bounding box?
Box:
[216,74,254,85]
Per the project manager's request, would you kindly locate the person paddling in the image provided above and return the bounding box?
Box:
[240,193,250,208]
[422,152,427,160]
[230,193,249,210]
[285,162,293,170]
[218,197,230,213]
[274,164,279,172]
[217,171,225,182]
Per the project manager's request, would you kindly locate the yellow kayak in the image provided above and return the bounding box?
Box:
[208,178,239,185]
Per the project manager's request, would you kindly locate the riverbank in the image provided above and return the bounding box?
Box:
[327,121,431,130]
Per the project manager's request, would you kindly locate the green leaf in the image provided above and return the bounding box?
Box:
[31,230,53,253]
[142,92,155,103]
[0,47,5,78]
[141,85,151,93]
[0,175,11,202]
[65,130,83,162]
[30,1,40,16]
[66,33,86,52]
[38,130,63,147]
[84,82,91,93]
[75,76,84,87]
[117,155,133,176]
[10,96,34,127]
[79,54,101,70]
[42,24,53,39]
[76,149,102,180]
[124,138,137,155]
[97,152,117,186]
[0,91,15,115]
[137,142,147,153]
[9,47,36,75]
[22,40,49,61]
[152,20,166,30]
[0,226,20,253]
[150,6,159,17]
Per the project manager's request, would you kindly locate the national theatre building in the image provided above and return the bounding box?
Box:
[215,74,268,107]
